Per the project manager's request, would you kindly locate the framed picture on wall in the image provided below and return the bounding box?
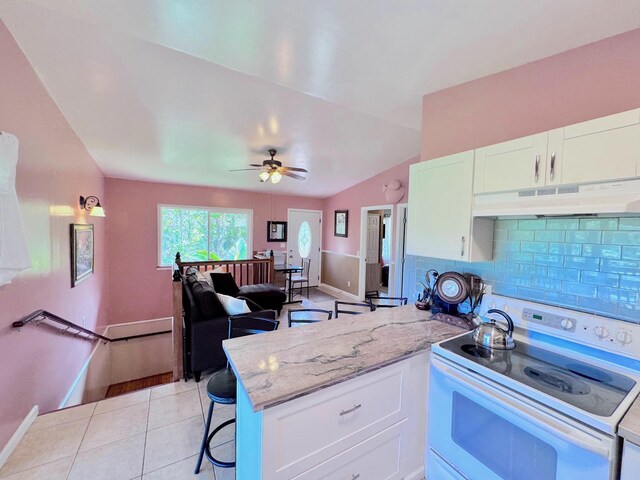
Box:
[334,210,348,237]
[71,223,94,287]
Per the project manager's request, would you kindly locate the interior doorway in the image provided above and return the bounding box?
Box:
[287,209,322,287]
[359,204,394,299]
[393,203,408,298]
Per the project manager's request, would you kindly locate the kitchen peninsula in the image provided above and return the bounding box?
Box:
[223,305,465,479]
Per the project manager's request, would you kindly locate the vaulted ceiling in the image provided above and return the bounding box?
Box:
[1,1,638,197]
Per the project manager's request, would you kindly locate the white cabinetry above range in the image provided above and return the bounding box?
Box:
[407,150,494,262]
[474,108,640,195]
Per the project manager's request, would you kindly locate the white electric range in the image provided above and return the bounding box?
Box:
[427,294,640,480]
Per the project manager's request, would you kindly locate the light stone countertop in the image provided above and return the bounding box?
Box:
[619,393,640,445]
[223,305,465,412]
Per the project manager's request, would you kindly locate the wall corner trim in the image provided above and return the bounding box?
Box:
[0,405,38,469]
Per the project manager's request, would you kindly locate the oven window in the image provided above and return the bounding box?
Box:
[452,392,558,479]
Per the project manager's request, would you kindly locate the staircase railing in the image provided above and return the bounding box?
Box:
[12,309,171,343]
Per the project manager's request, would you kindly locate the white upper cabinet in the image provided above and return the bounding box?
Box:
[553,108,640,185]
[408,151,493,262]
[474,133,548,193]
[474,108,640,194]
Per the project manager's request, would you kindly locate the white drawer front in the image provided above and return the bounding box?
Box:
[292,422,403,480]
[272,366,404,476]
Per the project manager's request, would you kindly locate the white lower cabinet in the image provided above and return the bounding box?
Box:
[236,351,429,480]
[621,440,640,480]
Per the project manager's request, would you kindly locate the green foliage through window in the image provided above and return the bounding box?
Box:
[159,206,251,266]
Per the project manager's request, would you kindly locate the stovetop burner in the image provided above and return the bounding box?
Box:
[440,332,636,417]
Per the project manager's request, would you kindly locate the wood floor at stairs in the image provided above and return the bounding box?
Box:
[105,372,173,398]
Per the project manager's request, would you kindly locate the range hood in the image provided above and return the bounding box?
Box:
[473,179,640,217]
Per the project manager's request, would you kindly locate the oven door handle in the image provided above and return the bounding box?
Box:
[433,359,612,459]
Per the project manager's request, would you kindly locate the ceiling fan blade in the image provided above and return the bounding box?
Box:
[284,166,308,173]
[282,171,306,181]
[249,163,266,167]
[228,168,263,171]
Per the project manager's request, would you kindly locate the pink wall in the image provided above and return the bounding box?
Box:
[106,178,324,324]
[0,21,106,449]
[322,156,419,256]
[422,28,640,160]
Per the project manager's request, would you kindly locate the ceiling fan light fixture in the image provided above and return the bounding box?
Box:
[259,171,270,182]
[271,171,282,184]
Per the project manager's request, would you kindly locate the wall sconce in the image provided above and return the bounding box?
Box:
[79,195,106,217]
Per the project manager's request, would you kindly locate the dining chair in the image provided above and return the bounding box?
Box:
[288,308,333,327]
[334,300,376,318]
[289,257,311,299]
[195,313,279,473]
[368,296,408,308]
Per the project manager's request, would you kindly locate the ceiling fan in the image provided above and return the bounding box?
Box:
[230,149,308,184]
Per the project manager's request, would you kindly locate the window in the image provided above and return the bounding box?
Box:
[158,205,252,266]
[298,221,311,257]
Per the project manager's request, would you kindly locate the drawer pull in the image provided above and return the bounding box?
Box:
[352,475,361,480]
[339,403,362,416]
[534,154,540,182]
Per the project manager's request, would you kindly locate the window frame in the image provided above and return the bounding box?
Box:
[157,203,253,267]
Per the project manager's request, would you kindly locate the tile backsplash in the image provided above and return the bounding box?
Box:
[404,216,640,323]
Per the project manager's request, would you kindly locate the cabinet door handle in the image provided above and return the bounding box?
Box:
[352,475,361,480]
[339,403,362,416]
[550,152,556,180]
[460,236,465,257]
[534,155,540,182]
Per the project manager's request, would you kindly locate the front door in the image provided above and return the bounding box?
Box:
[365,214,381,292]
[287,209,321,287]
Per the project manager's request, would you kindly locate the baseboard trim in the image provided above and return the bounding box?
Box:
[318,283,360,301]
[405,465,425,480]
[0,405,38,469]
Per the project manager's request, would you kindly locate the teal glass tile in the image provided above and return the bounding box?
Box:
[617,304,640,323]
[531,276,562,291]
[521,242,549,254]
[493,250,509,261]
[518,219,546,230]
[494,240,520,252]
[566,230,602,244]
[563,282,597,298]
[502,274,531,287]
[548,267,580,282]
[494,229,509,242]
[507,252,533,263]
[495,219,519,230]
[601,259,640,274]
[578,297,618,316]
[518,287,547,302]
[579,218,618,230]
[509,230,535,241]
[520,264,547,276]
[598,287,639,304]
[534,254,563,266]
[580,271,619,287]
[582,244,621,259]
[546,292,578,308]
[619,218,640,231]
[496,262,520,274]
[492,282,519,297]
[546,218,579,230]
[549,243,582,256]
[602,231,640,245]
[564,256,599,270]
[620,275,640,290]
[622,246,640,261]
[535,230,565,242]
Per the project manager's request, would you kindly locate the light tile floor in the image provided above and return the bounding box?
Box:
[0,289,349,480]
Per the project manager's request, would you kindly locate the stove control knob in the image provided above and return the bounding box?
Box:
[560,318,575,330]
[594,326,610,339]
[489,302,496,309]
[617,331,632,345]
[501,304,510,313]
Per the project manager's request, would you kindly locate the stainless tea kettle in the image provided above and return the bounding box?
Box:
[472,309,515,350]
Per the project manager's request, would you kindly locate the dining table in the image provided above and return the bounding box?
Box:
[274,263,303,305]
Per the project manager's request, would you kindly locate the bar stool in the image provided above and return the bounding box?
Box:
[194,313,279,474]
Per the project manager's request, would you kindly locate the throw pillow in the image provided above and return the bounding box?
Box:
[210,272,241,296]
[217,293,252,316]
[190,280,226,319]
